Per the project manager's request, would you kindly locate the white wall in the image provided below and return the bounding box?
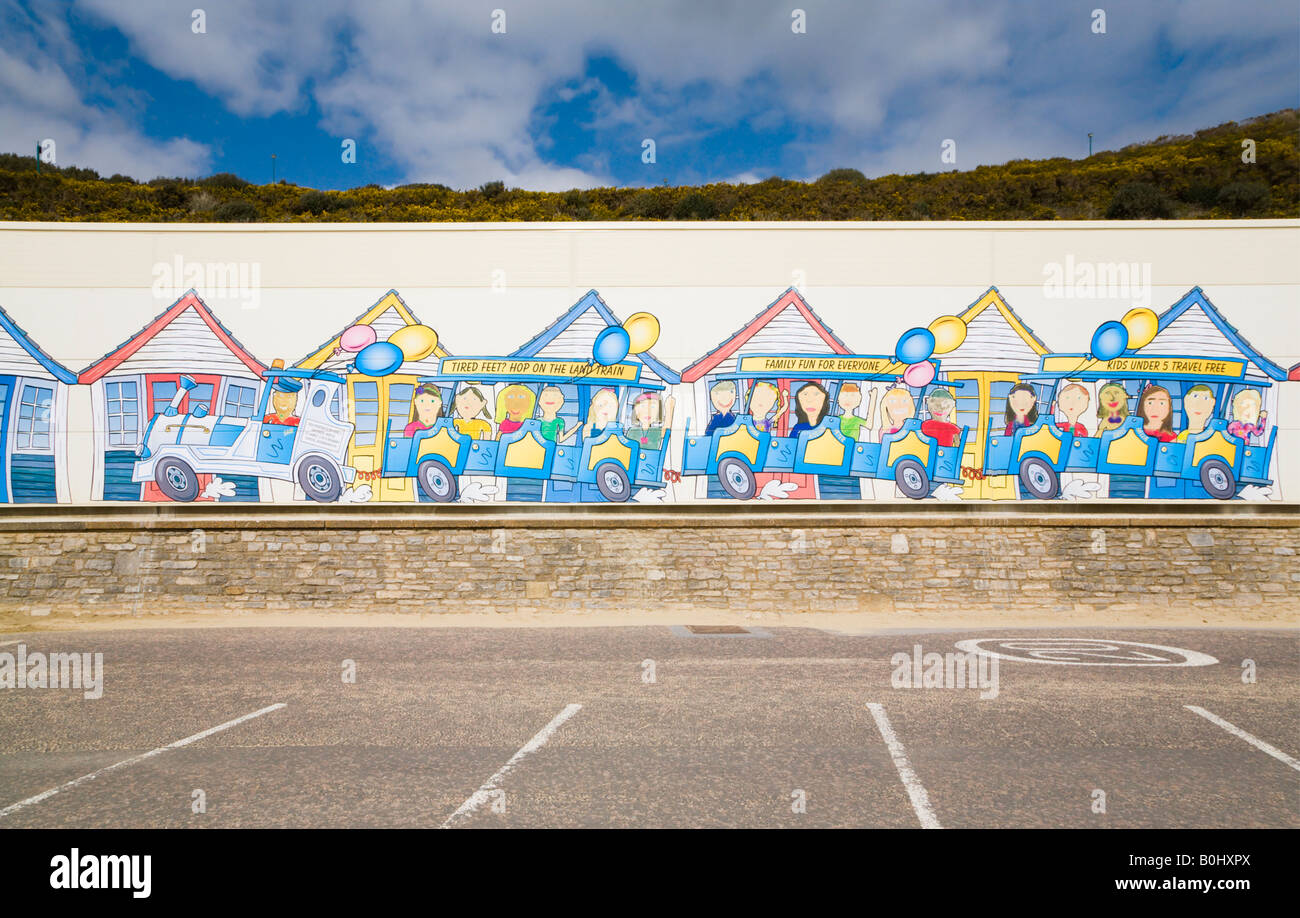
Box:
[0,220,1296,501]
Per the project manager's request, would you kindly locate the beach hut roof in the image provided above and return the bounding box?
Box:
[78,290,265,385]
[510,289,681,385]
[0,303,76,384]
[296,289,451,376]
[680,287,850,383]
[937,286,1051,375]
[1142,286,1286,381]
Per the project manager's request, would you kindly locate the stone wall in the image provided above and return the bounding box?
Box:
[2,505,1297,617]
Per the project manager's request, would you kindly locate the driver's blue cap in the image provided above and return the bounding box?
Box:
[271,377,303,394]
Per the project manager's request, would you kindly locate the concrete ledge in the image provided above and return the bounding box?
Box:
[1,501,1297,532]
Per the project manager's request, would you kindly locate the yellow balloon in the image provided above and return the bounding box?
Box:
[388,324,439,362]
[623,312,661,355]
[927,315,967,355]
[1121,307,1158,350]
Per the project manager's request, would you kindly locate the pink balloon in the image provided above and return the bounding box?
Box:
[339,324,377,353]
[903,361,936,387]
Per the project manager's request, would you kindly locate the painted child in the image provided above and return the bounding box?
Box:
[877,386,915,437]
[1002,383,1039,436]
[536,386,579,443]
[704,380,738,436]
[1095,382,1130,434]
[919,388,960,447]
[404,383,443,437]
[452,385,493,440]
[1227,389,1268,444]
[746,381,787,434]
[1175,384,1216,443]
[789,382,830,436]
[625,391,674,449]
[1052,383,1090,437]
[495,384,536,437]
[1136,384,1177,443]
[583,387,620,440]
[837,383,878,441]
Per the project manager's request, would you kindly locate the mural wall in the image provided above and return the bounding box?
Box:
[0,284,1289,505]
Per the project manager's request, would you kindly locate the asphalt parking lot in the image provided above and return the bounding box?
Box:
[0,626,1296,828]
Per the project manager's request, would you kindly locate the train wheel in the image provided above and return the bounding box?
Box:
[297,454,344,503]
[417,458,459,503]
[1199,458,1236,500]
[1018,457,1060,500]
[155,457,200,502]
[894,459,931,499]
[717,457,757,500]
[596,463,632,502]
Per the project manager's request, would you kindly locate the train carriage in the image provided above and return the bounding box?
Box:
[682,353,969,500]
[987,352,1278,500]
[380,356,673,503]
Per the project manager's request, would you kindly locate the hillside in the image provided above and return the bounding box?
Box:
[0,109,1295,222]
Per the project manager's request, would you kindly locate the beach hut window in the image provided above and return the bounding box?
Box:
[223,383,258,419]
[16,383,54,451]
[105,381,139,447]
[353,381,379,446]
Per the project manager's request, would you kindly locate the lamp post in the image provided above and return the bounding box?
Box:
[1088,133,1093,157]
[271,154,277,184]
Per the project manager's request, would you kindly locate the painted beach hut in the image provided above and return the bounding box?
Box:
[680,287,853,499]
[296,290,451,502]
[932,286,1053,499]
[79,291,267,502]
[1109,286,1288,499]
[0,304,77,503]
[508,289,682,501]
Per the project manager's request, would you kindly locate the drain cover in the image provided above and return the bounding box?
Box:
[684,624,750,634]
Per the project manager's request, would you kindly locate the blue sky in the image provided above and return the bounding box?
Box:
[2,0,1297,190]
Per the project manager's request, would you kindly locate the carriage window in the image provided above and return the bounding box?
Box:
[105,381,139,447]
[223,383,257,418]
[353,381,379,446]
[151,380,178,411]
[387,382,414,435]
[947,379,980,432]
[16,383,54,451]
[330,387,345,421]
[189,382,214,413]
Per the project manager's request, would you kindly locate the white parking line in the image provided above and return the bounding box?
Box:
[0,703,287,819]
[441,703,582,829]
[867,702,942,829]
[1184,705,1300,773]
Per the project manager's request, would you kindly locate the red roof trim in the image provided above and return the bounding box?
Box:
[681,288,850,383]
[78,292,265,384]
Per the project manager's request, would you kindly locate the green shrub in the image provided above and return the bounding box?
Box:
[1104,182,1175,219]
[213,199,259,222]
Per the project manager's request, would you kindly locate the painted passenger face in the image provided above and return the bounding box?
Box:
[1058,386,1089,421]
[749,385,777,418]
[797,385,826,419]
[592,391,618,424]
[414,392,441,426]
[1184,389,1214,425]
[838,387,862,411]
[634,397,658,425]
[1142,392,1170,426]
[503,388,531,420]
[927,397,953,421]
[1009,388,1036,420]
[1101,386,1126,414]
[538,389,564,416]
[711,387,736,411]
[455,390,485,419]
[271,390,297,418]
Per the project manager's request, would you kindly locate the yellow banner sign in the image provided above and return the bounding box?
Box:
[439,358,640,382]
[737,355,902,375]
[1041,355,1247,378]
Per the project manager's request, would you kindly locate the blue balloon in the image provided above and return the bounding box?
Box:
[895,327,936,365]
[355,340,404,377]
[1090,321,1130,361]
[592,326,631,366]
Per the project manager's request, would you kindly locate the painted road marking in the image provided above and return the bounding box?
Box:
[866,702,941,829]
[441,703,582,829]
[1185,705,1300,773]
[953,638,1218,667]
[0,703,287,819]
